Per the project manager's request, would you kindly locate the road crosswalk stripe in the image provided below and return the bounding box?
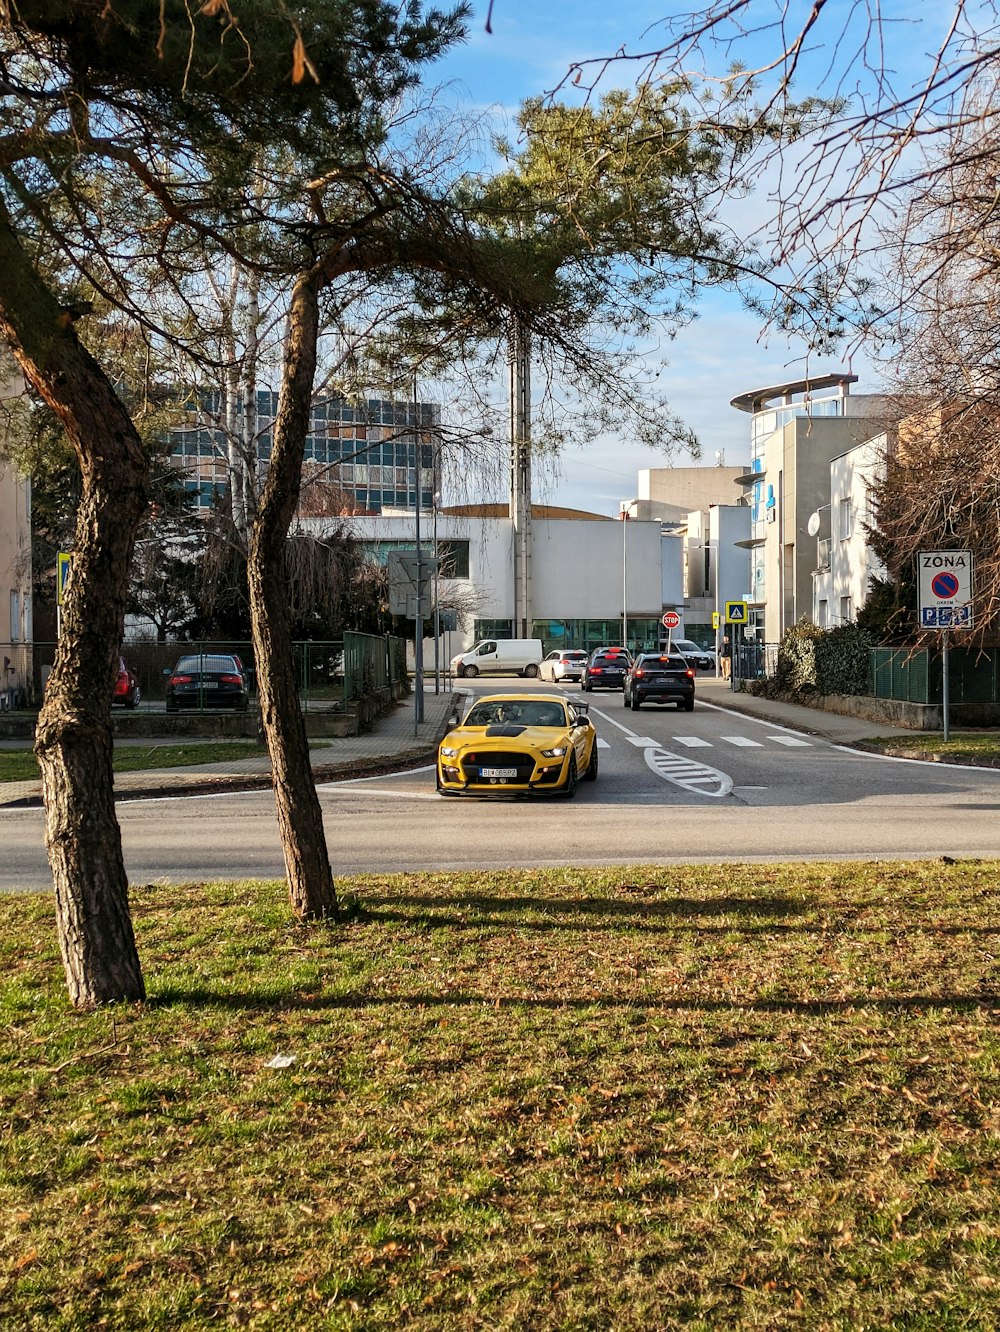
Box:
[721,736,763,747]
[673,736,712,747]
[767,735,812,747]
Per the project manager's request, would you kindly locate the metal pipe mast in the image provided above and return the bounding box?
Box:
[509,318,532,638]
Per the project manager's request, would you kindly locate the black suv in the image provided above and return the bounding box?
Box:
[582,647,632,691]
[623,653,696,711]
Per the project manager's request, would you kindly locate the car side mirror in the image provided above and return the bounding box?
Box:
[162,667,171,677]
[446,713,459,729]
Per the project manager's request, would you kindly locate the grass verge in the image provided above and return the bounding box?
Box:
[2,863,999,1329]
[865,733,1000,765]
[0,741,269,785]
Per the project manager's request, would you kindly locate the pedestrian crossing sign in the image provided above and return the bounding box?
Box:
[725,601,748,624]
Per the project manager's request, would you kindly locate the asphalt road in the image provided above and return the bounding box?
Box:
[4,686,1000,890]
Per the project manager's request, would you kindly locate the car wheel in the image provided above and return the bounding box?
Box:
[523,663,539,678]
[583,743,598,782]
[683,697,695,712]
[165,698,178,713]
[583,681,591,692]
[127,688,141,710]
[462,664,479,678]
[630,695,640,711]
[561,753,578,799]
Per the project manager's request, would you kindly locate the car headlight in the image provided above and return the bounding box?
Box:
[439,745,459,757]
[540,746,567,758]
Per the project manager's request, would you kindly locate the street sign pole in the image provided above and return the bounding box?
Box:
[917,551,972,740]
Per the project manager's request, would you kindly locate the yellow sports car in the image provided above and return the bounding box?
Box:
[436,693,598,797]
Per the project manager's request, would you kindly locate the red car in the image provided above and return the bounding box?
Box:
[113,657,141,709]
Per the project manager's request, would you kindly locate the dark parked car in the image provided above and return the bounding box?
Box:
[623,653,696,711]
[582,647,632,691]
[113,656,141,709]
[164,653,249,711]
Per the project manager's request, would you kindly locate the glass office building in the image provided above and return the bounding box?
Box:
[169,390,439,515]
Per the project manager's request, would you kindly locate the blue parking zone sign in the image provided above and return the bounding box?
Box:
[921,604,972,628]
[57,552,72,607]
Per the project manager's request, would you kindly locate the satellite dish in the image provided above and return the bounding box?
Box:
[807,511,822,537]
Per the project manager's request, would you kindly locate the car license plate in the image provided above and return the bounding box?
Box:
[480,767,517,778]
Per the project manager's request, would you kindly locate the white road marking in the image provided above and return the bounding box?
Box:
[644,747,732,798]
[582,704,734,798]
[768,735,812,747]
[673,736,712,747]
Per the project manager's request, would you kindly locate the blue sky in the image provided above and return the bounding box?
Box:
[424,0,946,513]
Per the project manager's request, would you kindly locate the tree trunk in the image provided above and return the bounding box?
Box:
[0,212,147,1007]
[248,267,338,920]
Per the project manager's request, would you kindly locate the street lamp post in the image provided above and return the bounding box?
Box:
[621,501,636,650]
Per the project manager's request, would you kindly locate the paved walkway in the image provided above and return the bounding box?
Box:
[0,677,920,809]
[694,677,918,745]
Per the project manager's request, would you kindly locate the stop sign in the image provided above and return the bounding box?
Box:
[662,610,680,629]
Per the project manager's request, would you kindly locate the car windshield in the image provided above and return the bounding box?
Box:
[464,700,566,727]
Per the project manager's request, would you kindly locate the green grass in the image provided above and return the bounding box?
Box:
[0,741,269,784]
[2,863,1000,1328]
[868,732,1000,763]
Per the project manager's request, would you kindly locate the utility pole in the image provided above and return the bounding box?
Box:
[509,317,532,638]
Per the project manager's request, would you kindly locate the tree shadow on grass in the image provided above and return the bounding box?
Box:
[147,987,998,1015]
[364,892,808,921]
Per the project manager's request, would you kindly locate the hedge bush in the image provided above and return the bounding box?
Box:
[751,618,872,698]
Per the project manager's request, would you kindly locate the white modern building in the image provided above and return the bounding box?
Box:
[811,434,887,628]
[299,462,756,663]
[302,503,677,658]
[730,373,890,641]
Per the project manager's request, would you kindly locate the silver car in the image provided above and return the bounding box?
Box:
[538,649,590,683]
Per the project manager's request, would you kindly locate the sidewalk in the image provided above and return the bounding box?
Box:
[0,686,464,808]
[694,676,918,745]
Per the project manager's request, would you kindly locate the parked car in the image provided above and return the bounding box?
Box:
[539,649,590,683]
[450,638,544,678]
[164,653,249,711]
[582,647,632,691]
[437,693,598,797]
[660,637,717,671]
[113,656,141,709]
[623,653,696,711]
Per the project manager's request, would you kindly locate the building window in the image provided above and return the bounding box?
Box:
[817,599,828,628]
[475,619,513,641]
[840,596,852,624]
[839,496,852,540]
[9,590,20,642]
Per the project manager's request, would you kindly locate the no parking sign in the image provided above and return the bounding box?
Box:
[918,551,973,629]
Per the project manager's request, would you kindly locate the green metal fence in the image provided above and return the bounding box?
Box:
[5,636,409,713]
[870,647,1000,705]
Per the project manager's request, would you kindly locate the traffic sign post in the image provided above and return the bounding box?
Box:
[918,551,973,742]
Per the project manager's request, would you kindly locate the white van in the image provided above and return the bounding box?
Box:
[450,638,544,679]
